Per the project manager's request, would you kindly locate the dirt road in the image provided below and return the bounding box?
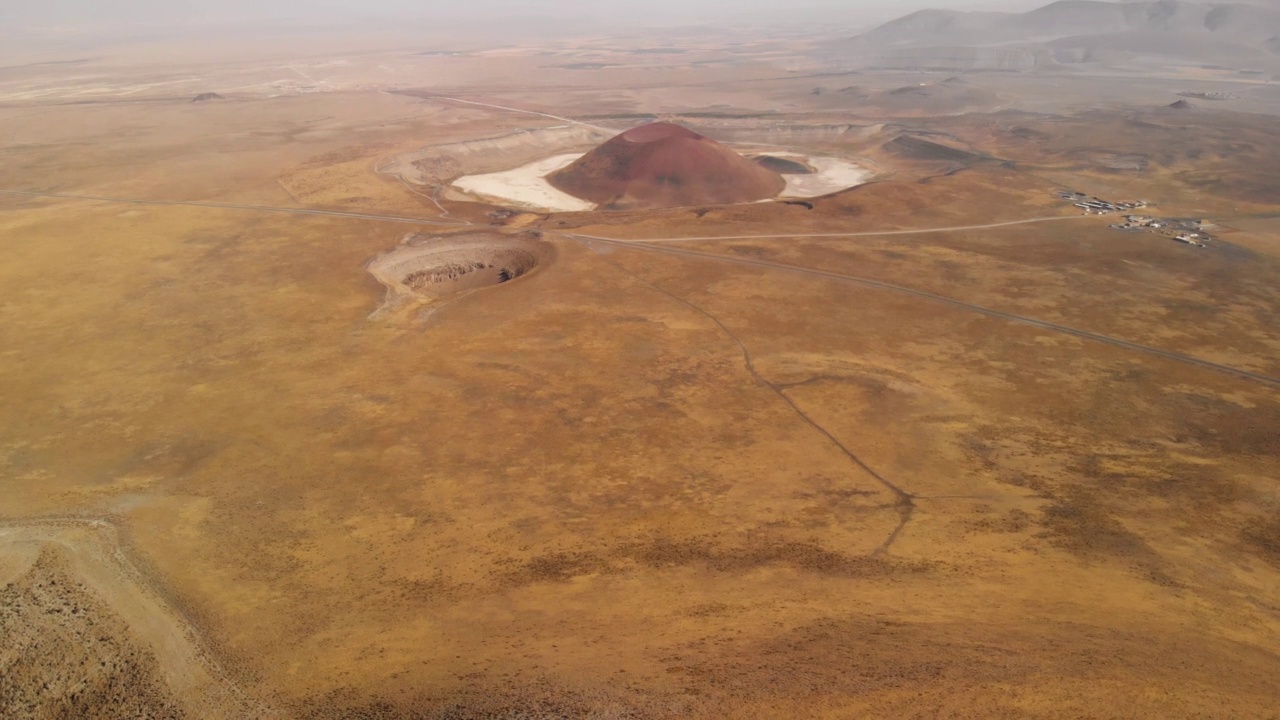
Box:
[572,215,1095,243]
[564,232,1280,388]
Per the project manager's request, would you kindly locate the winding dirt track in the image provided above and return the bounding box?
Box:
[568,219,1278,556]
[587,248,917,555]
[3,183,1276,717]
[563,232,1280,389]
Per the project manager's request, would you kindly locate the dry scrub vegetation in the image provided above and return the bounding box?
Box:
[1,31,1279,719]
[0,549,186,720]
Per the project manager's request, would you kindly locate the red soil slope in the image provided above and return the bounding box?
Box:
[548,122,786,209]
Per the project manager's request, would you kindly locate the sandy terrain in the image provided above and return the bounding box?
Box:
[380,124,611,186]
[778,156,874,198]
[1,23,1279,720]
[449,147,872,211]
[452,153,594,212]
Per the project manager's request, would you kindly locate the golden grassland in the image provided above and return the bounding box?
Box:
[1,47,1279,718]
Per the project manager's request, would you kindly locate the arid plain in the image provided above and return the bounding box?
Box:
[2,24,1280,719]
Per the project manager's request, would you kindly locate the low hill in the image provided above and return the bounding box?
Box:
[547,122,785,210]
[883,135,983,163]
[827,0,1280,72]
[811,79,1002,116]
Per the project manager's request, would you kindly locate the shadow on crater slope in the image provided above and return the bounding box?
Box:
[366,231,552,317]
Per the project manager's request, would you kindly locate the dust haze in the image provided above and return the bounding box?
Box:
[4,0,1044,28]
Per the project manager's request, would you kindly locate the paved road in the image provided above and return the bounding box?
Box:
[564,232,1280,389]
[0,189,467,227]
[571,215,1094,243]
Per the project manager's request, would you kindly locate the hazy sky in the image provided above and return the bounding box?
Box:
[2,0,1042,30]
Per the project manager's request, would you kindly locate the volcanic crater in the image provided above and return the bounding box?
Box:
[437,121,873,212]
[367,232,551,315]
[548,122,787,210]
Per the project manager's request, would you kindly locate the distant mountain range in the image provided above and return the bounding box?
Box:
[827,0,1280,74]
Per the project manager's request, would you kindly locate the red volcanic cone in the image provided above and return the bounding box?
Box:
[548,122,785,210]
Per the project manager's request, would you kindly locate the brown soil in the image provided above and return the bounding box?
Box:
[548,122,786,210]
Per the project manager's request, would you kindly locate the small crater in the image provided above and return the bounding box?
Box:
[367,231,551,316]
